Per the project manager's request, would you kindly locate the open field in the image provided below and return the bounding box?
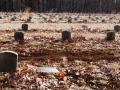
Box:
[0,13,120,90]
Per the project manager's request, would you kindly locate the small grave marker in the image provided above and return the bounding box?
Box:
[0,51,18,72]
[27,18,31,22]
[14,31,24,41]
[62,31,71,41]
[22,24,28,31]
[102,19,105,23]
[74,17,78,21]
[83,19,87,23]
[11,17,15,21]
[0,16,2,19]
[106,30,115,41]
[37,67,59,73]
[114,25,120,32]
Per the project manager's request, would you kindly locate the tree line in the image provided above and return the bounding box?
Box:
[0,0,120,13]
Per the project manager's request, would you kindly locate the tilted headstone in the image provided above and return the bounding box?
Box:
[22,24,28,31]
[106,30,115,41]
[62,31,71,41]
[114,25,120,32]
[14,31,24,41]
[0,51,18,72]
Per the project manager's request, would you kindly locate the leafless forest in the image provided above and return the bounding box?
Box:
[0,0,120,13]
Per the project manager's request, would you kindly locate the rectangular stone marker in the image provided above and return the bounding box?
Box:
[37,67,59,73]
[0,51,18,72]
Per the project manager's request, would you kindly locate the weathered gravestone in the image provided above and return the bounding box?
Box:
[11,17,15,21]
[13,16,17,19]
[27,18,31,22]
[83,19,88,23]
[22,24,28,31]
[14,31,24,41]
[74,17,78,21]
[28,16,32,19]
[102,19,105,23]
[62,31,71,41]
[114,25,120,32]
[106,30,115,41]
[68,17,72,23]
[0,51,18,72]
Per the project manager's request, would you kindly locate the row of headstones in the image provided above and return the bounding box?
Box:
[0,26,119,72]
[0,15,32,22]
[17,24,120,41]
[1,14,119,23]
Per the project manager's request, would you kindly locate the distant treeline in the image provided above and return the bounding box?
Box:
[0,0,120,13]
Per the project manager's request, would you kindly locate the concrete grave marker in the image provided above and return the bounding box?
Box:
[11,17,15,21]
[37,67,59,73]
[22,24,28,31]
[27,18,31,22]
[14,31,24,41]
[83,19,88,23]
[62,31,71,41]
[114,25,120,32]
[0,16,2,19]
[106,30,115,41]
[68,17,72,23]
[0,51,18,72]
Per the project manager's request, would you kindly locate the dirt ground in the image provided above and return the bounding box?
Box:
[0,13,120,90]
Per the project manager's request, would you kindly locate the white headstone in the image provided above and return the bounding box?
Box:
[37,67,59,73]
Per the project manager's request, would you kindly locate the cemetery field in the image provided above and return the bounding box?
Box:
[0,13,120,89]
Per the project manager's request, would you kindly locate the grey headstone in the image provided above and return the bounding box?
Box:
[14,31,24,41]
[0,16,2,19]
[68,17,72,23]
[11,17,15,21]
[0,51,18,72]
[27,18,31,22]
[13,16,17,19]
[43,17,47,21]
[82,25,88,29]
[47,19,52,23]
[74,17,78,21]
[83,19,87,23]
[28,16,32,19]
[106,31,115,41]
[62,31,71,41]
[22,24,28,31]
[59,17,62,20]
[114,25,120,32]
[102,19,105,23]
